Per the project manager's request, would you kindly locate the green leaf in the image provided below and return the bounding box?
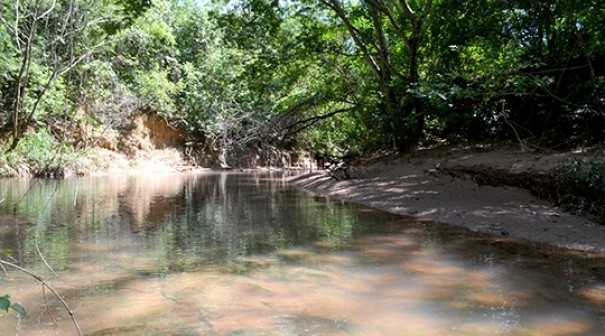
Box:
[0,295,11,311]
[1,247,14,257]
[11,303,27,317]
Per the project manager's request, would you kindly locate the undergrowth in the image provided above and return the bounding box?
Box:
[557,156,605,224]
[0,129,80,177]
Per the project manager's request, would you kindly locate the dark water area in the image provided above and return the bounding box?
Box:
[0,172,604,335]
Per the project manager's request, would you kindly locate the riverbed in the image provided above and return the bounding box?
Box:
[1,173,604,335]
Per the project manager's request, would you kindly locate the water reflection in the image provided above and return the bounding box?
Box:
[0,172,604,335]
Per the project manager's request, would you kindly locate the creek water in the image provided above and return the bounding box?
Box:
[0,172,604,335]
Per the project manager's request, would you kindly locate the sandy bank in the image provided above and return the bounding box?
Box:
[289,149,605,254]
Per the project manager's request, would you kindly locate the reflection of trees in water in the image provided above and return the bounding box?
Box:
[3,174,605,335]
[150,173,366,268]
[117,174,193,233]
[0,179,75,266]
[0,173,365,269]
[0,214,31,262]
[0,175,192,266]
[167,173,311,264]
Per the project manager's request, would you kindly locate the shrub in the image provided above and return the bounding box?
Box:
[0,129,79,177]
[558,156,605,224]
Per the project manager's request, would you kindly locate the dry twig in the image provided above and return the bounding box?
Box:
[0,260,83,336]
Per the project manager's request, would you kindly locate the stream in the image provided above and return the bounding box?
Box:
[0,172,604,335]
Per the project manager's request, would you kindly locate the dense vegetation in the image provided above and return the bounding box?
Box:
[1,0,604,171]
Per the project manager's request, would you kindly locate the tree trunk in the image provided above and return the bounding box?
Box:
[322,0,432,153]
[394,0,431,153]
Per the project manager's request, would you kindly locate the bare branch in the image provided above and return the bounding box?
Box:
[0,260,83,336]
[42,286,61,329]
[9,0,40,149]
[281,107,355,141]
[0,13,17,41]
[14,0,21,50]
[271,94,322,128]
[57,40,107,77]
[37,0,57,20]
[400,0,415,17]
[364,0,407,42]
[399,0,433,30]
[366,1,393,97]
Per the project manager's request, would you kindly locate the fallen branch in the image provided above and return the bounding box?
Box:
[0,260,82,336]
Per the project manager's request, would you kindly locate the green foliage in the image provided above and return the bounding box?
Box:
[304,109,369,154]
[425,0,605,147]
[132,67,181,112]
[558,156,605,223]
[0,295,27,317]
[2,0,604,166]
[562,157,605,193]
[1,129,78,175]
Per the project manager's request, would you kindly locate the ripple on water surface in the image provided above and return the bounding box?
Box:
[0,172,604,335]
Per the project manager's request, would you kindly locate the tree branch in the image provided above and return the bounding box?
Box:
[281,106,355,141]
[38,0,57,20]
[0,260,83,336]
[320,0,382,78]
[14,0,21,50]
[364,0,407,42]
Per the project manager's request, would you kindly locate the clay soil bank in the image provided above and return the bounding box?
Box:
[289,147,605,254]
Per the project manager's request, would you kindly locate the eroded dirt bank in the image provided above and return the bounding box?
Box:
[289,148,605,253]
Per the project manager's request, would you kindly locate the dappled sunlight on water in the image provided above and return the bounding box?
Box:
[0,172,604,335]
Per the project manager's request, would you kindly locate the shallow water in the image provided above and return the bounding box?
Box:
[0,172,604,335]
